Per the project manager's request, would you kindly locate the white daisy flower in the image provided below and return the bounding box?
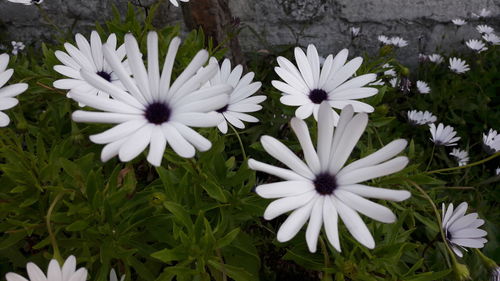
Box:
[169,0,189,7]
[452,19,467,26]
[6,0,43,5]
[428,54,444,64]
[0,53,28,127]
[206,58,265,134]
[350,27,360,37]
[482,129,500,154]
[407,110,437,125]
[449,57,470,74]
[442,202,488,257]
[465,39,488,53]
[53,31,128,106]
[5,255,87,281]
[377,35,391,45]
[472,8,492,18]
[450,148,469,166]
[272,44,378,124]
[110,269,125,281]
[249,103,411,252]
[429,123,460,146]
[11,41,25,55]
[416,80,430,94]
[483,33,500,45]
[70,32,231,166]
[390,37,408,47]
[476,25,494,35]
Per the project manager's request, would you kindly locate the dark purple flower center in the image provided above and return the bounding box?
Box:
[145,102,171,125]
[313,172,337,195]
[96,71,112,82]
[216,104,229,113]
[309,89,328,104]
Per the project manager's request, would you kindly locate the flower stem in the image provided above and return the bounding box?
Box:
[228,123,247,160]
[46,192,64,264]
[426,152,500,174]
[425,144,436,171]
[319,236,332,281]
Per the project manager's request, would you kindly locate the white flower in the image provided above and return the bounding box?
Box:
[442,202,488,257]
[452,19,467,26]
[492,267,500,281]
[428,54,444,64]
[383,63,396,77]
[476,25,494,35]
[407,110,436,125]
[110,269,125,281]
[472,8,492,18]
[448,57,470,74]
[53,31,128,106]
[5,255,87,281]
[418,53,428,61]
[169,0,189,6]
[389,78,398,88]
[483,33,500,45]
[483,129,500,154]
[206,58,265,134]
[11,41,25,55]
[272,44,377,124]
[350,27,360,37]
[6,0,43,5]
[416,80,430,94]
[249,103,410,252]
[378,35,391,45]
[429,123,460,146]
[465,39,488,53]
[0,53,28,127]
[69,32,231,166]
[450,148,469,166]
[390,37,408,47]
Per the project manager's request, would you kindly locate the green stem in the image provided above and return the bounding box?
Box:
[46,192,64,264]
[319,236,332,281]
[425,144,436,171]
[228,123,247,160]
[426,152,500,174]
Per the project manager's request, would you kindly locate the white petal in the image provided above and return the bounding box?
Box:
[324,57,362,92]
[175,94,229,114]
[277,196,316,242]
[294,47,315,89]
[338,184,411,202]
[159,37,181,98]
[168,49,209,97]
[330,87,378,100]
[0,83,28,98]
[452,228,487,239]
[332,197,375,249]
[295,103,314,119]
[89,119,147,144]
[147,32,160,100]
[47,260,62,281]
[0,111,11,127]
[68,268,87,281]
[90,31,104,70]
[329,100,374,113]
[442,203,454,227]
[272,80,305,96]
[147,127,167,166]
[247,159,308,181]
[227,112,259,123]
[0,69,14,88]
[171,122,212,152]
[451,238,485,248]
[263,191,316,220]
[255,181,315,198]
[333,74,377,92]
[451,245,463,257]
[5,273,29,281]
[290,118,321,174]
[323,196,341,252]
[280,94,309,106]
[334,190,396,223]
[26,263,47,281]
[0,97,19,110]
[172,112,224,127]
[449,213,478,233]
[261,135,315,179]
[61,256,76,281]
[446,202,468,229]
[306,196,324,253]
[224,112,245,129]
[337,156,409,185]
[162,123,195,158]
[72,110,141,124]
[328,104,354,168]
[118,124,153,161]
[69,91,143,114]
[217,119,228,133]
[317,102,335,170]
[101,138,127,162]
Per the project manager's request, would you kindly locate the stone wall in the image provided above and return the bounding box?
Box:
[1,0,499,66]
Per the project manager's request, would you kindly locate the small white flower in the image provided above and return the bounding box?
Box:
[206,58,265,134]
[390,37,408,47]
[418,53,428,61]
[407,110,436,125]
[249,103,410,252]
[449,57,470,74]
[483,33,500,45]
[69,32,231,166]
[6,0,43,5]
[429,123,460,146]
[452,19,467,26]
[110,269,125,281]
[442,202,488,257]
[169,0,189,6]
[428,54,444,64]
[5,255,87,281]
[389,77,398,88]
[465,39,488,53]
[450,148,469,166]
[272,44,378,124]
[416,80,430,94]
[350,27,360,37]
[378,35,391,45]
[483,129,500,154]
[53,31,128,106]
[11,41,25,55]
[383,63,396,77]
[476,25,494,35]
[472,8,492,18]
[0,53,28,127]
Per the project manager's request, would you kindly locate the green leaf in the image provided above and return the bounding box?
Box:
[405,269,452,281]
[65,220,89,231]
[208,259,255,281]
[200,181,227,203]
[215,228,240,249]
[151,246,188,263]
